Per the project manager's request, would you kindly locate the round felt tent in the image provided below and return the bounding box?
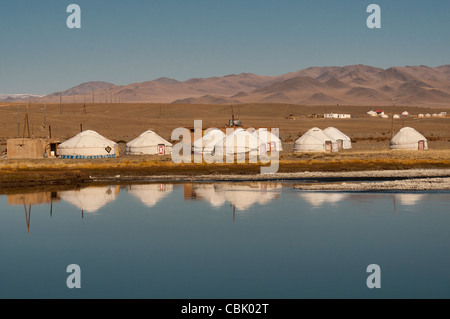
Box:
[214,128,264,155]
[252,128,283,152]
[323,127,352,150]
[390,127,428,150]
[192,128,225,155]
[58,130,119,159]
[294,127,338,152]
[125,130,172,155]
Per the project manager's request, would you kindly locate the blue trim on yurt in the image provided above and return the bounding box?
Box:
[60,154,116,159]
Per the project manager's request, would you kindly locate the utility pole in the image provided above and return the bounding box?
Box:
[17,105,20,137]
[391,98,398,138]
[59,92,62,115]
[44,103,47,127]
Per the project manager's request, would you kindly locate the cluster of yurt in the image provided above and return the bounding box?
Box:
[58,130,119,159]
[390,127,428,151]
[193,127,282,156]
[193,129,225,155]
[58,129,172,159]
[294,127,351,153]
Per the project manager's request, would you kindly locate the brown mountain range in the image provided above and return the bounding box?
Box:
[35,64,450,106]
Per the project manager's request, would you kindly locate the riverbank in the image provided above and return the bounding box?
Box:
[1,155,450,190]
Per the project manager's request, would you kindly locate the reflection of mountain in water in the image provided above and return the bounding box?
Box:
[127,184,173,207]
[190,183,282,211]
[59,186,120,213]
[298,192,348,208]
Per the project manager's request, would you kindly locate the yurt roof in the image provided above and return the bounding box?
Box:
[323,127,350,141]
[126,130,172,148]
[193,129,225,148]
[218,128,262,146]
[252,128,281,142]
[59,130,117,149]
[296,127,335,144]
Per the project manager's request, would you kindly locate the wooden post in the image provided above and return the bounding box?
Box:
[17,105,20,137]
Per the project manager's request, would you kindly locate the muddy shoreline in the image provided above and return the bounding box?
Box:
[1,166,450,192]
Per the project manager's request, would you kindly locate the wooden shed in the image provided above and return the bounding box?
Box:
[6,138,60,159]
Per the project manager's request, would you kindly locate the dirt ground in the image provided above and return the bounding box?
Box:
[0,102,449,151]
[0,102,449,189]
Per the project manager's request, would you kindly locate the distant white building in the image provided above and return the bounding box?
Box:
[324,113,351,119]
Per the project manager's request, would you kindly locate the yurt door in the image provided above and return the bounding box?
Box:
[418,140,425,151]
[325,141,332,152]
[260,143,267,155]
[158,144,165,155]
[270,141,276,152]
[337,139,343,150]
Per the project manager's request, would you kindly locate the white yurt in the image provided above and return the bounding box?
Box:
[58,130,119,159]
[367,110,377,117]
[252,128,283,152]
[59,186,119,213]
[402,111,410,117]
[323,127,352,150]
[393,114,400,119]
[125,130,172,155]
[294,127,338,152]
[418,114,425,118]
[390,127,428,150]
[192,129,225,155]
[214,128,264,155]
[425,113,432,118]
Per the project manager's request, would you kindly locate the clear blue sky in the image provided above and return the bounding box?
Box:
[0,0,449,94]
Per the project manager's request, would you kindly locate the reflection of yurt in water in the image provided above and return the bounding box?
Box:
[59,186,120,213]
[395,194,426,206]
[127,184,173,207]
[298,192,348,208]
[197,183,282,211]
[191,184,227,208]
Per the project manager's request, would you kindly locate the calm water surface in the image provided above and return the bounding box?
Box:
[0,182,449,299]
